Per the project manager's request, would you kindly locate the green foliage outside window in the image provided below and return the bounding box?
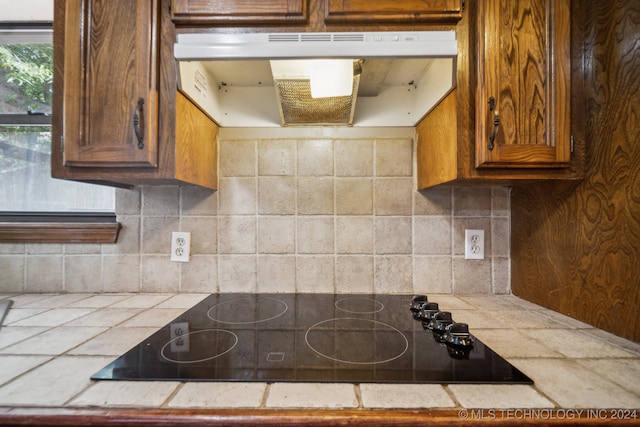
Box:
[0,44,53,112]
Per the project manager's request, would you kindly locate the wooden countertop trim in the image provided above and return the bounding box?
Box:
[0,407,633,426]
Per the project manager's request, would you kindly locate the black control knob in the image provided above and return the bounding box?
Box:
[443,322,474,348]
[410,295,428,319]
[431,311,454,333]
[417,302,440,329]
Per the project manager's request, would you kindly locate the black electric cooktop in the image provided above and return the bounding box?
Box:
[91,294,532,384]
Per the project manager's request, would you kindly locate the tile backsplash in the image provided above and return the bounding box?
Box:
[0,128,510,295]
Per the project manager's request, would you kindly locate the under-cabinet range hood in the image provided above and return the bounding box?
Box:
[174,31,457,127]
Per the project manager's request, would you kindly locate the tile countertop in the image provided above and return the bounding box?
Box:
[0,293,638,426]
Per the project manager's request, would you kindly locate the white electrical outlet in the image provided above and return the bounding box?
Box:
[170,231,191,262]
[465,229,485,260]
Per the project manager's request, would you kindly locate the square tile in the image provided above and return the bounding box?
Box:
[11,308,96,327]
[258,139,295,176]
[375,139,412,177]
[0,326,49,350]
[335,178,373,215]
[453,187,492,217]
[258,216,295,254]
[218,177,256,215]
[257,256,296,293]
[102,256,141,292]
[412,257,452,294]
[374,178,412,215]
[119,308,186,328]
[218,140,256,177]
[218,216,257,254]
[453,259,492,294]
[180,256,218,293]
[335,139,372,177]
[297,177,334,214]
[70,381,179,407]
[64,255,102,292]
[141,186,179,216]
[181,216,217,254]
[360,384,455,408]
[141,255,180,293]
[375,217,412,254]
[64,308,143,327]
[67,295,133,308]
[0,356,114,406]
[335,256,373,293]
[218,255,257,293]
[21,294,93,308]
[514,358,640,408]
[0,326,107,355]
[110,294,173,309]
[336,217,373,254]
[374,256,413,293]
[141,217,179,253]
[266,383,358,408]
[180,185,218,215]
[69,327,159,356]
[414,187,452,216]
[448,384,553,408]
[414,217,452,255]
[168,382,267,408]
[298,139,333,176]
[296,256,335,293]
[0,355,51,386]
[2,308,48,324]
[470,329,564,358]
[155,294,209,309]
[297,217,334,254]
[576,358,640,396]
[257,177,296,214]
[523,329,637,358]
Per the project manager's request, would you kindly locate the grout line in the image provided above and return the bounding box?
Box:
[161,382,185,408]
[260,383,271,408]
[353,384,363,408]
[441,384,462,408]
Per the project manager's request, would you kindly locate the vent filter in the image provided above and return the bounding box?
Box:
[273,60,362,126]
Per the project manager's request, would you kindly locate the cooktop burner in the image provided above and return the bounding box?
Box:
[91,294,532,384]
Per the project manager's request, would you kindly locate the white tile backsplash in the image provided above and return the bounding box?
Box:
[0,128,511,295]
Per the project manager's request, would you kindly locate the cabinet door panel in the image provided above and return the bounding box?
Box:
[171,0,307,24]
[324,0,463,24]
[63,0,158,167]
[476,0,570,168]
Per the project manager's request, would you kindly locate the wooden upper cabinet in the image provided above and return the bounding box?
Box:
[170,0,308,24]
[324,0,463,24]
[475,0,571,168]
[63,0,159,167]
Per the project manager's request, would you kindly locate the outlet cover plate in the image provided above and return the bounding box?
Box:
[465,229,485,260]
[171,231,191,262]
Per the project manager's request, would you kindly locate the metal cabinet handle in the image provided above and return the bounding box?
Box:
[487,97,500,150]
[133,97,145,149]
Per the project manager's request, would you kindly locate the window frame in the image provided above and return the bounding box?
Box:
[0,23,119,244]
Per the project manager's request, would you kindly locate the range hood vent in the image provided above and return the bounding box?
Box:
[175,31,457,128]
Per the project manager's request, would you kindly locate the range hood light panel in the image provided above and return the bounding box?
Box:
[175,31,457,127]
[270,59,355,98]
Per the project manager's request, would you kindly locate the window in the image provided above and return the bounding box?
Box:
[0,9,118,243]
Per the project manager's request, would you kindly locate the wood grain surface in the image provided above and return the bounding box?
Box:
[511,0,640,342]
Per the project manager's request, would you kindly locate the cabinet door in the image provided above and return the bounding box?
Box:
[63,0,158,167]
[475,0,570,168]
[324,0,463,24]
[170,0,307,24]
